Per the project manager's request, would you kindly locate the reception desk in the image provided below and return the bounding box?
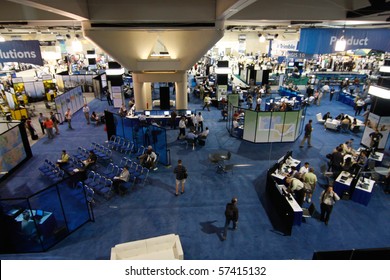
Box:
[11,209,57,238]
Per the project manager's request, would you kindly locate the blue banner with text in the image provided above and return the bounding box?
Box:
[298,28,390,54]
[0,40,43,65]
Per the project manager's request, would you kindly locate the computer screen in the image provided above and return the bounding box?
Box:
[145,111,151,116]
[35,209,44,217]
[288,62,294,67]
[164,111,170,116]
[186,110,192,116]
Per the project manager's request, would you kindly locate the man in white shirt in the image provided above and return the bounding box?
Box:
[82,103,90,125]
[255,96,262,112]
[299,162,310,178]
[177,117,187,140]
[196,112,204,132]
[286,177,305,206]
[199,127,209,138]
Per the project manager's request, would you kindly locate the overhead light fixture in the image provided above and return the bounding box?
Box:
[368,85,390,99]
[258,34,266,43]
[72,37,82,53]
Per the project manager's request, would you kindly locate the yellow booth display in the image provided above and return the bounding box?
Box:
[10,108,28,120]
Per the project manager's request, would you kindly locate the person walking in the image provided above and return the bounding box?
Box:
[329,87,335,101]
[300,119,313,148]
[173,159,187,196]
[65,108,74,130]
[82,103,90,124]
[105,89,113,106]
[320,186,340,225]
[170,110,177,129]
[50,111,60,135]
[43,117,55,139]
[196,112,204,132]
[222,197,239,241]
[177,117,187,140]
[203,94,211,111]
[38,112,45,135]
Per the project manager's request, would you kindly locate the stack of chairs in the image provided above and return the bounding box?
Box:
[74,147,89,161]
[89,142,112,163]
[119,139,135,155]
[38,159,65,182]
[131,167,150,187]
[83,171,114,200]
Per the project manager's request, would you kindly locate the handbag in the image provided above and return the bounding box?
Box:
[183,171,188,179]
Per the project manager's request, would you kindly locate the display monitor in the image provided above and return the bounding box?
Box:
[145,111,151,116]
[35,209,44,219]
[288,62,294,67]
[186,110,192,116]
[164,111,170,116]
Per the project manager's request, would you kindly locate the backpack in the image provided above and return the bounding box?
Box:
[225,203,235,219]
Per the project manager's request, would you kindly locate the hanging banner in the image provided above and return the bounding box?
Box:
[273,40,298,51]
[298,28,390,54]
[0,40,43,65]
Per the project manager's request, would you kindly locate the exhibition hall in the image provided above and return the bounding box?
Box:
[1,0,390,261]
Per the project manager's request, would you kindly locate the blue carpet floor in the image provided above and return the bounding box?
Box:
[1,91,390,260]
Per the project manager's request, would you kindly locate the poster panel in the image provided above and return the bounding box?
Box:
[268,112,286,142]
[255,112,271,142]
[243,110,257,142]
[281,111,298,142]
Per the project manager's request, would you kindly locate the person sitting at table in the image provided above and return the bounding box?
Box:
[57,150,70,167]
[279,101,287,112]
[335,113,344,120]
[199,127,209,138]
[82,151,97,169]
[340,116,351,132]
[342,157,354,173]
[90,111,100,125]
[186,129,198,141]
[323,112,331,121]
[118,104,127,117]
[342,139,355,155]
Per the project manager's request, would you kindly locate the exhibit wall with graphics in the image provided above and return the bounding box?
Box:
[54,86,85,123]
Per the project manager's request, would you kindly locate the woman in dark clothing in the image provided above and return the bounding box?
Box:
[173,159,187,196]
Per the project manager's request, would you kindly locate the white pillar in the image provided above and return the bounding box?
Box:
[175,71,187,110]
[133,73,152,111]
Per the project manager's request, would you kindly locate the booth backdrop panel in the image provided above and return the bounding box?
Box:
[34,82,45,98]
[256,113,271,142]
[228,94,239,107]
[243,110,257,142]
[268,112,286,142]
[295,110,304,139]
[160,87,170,110]
[282,111,299,142]
[123,119,135,145]
[0,124,27,180]
[54,86,84,122]
[114,114,124,138]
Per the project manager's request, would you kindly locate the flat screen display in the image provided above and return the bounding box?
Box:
[145,111,151,116]
[186,110,192,116]
[164,111,169,116]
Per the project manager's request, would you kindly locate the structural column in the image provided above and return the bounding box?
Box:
[133,73,153,111]
[175,71,188,110]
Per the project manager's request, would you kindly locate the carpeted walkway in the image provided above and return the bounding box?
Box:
[1,89,390,260]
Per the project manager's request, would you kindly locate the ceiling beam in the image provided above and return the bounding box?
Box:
[216,0,258,20]
[6,0,89,21]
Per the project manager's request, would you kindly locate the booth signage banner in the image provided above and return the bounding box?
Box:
[0,40,43,65]
[298,28,390,54]
[286,51,315,60]
[273,40,298,51]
